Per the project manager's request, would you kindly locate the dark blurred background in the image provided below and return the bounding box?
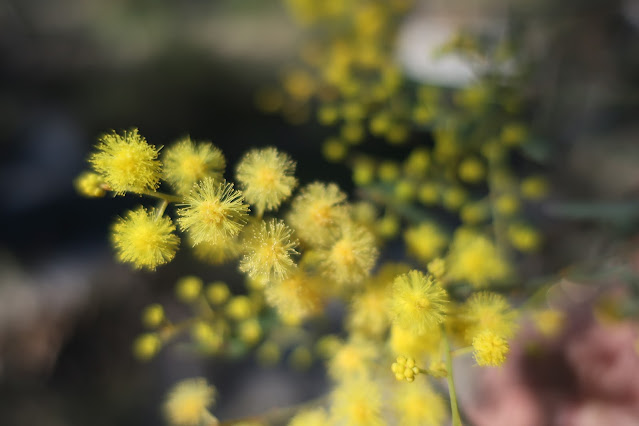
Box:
[0,0,638,425]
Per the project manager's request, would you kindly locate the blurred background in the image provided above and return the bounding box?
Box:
[1,0,639,425]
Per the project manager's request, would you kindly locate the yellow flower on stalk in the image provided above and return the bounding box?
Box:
[521,175,549,200]
[389,323,441,360]
[331,378,384,426]
[74,171,106,197]
[390,270,448,335]
[392,380,447,426]
[460,292,518,343]
[264,270,322,321]
[90,129,161,195]
[472,330,509,367]
[446,230,509,288]
[318,222,378,285]
[287,182,350,246]
[178,178,249,245]
[404,222,447,264]
[163,378,217,426]
[236,147,297,216]
[508,223,542,252]
[175,276,203,302]
[133,333,162,361]
[141,304,165,328]
[239,219,299,282]
[111,207,180,270]
[163,137,225,194]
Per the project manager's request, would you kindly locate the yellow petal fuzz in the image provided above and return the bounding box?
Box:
[111,207,180,270]
[178,178,249,245]
[163,378,216,426]
[163,137,225,194]
[236,147,297,216]
[90,129,161,195]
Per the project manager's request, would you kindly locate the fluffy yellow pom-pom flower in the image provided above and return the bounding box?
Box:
[404,222,447,264]
[331,378,384,426]
[328,339,377,381]
[461,291,518,343]
[390,270,448,335]
[392,380,447,426]
[287,182,349,246]
[446,230,509,288]
[239,219,299,282]
[318,222,378,286]
[74,171,106,197]
[472,330,509,367]
[236,147,297,216]
[178,178,249,245]
[90,129,161,195]
[163,378,217,426]
[111,207,180,270]
[163,137,225,194]
[264,270,322,320]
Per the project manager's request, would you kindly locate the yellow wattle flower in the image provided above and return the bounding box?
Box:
[461,291,518,343]
[163,378,217,426]
[90,128,161,195]
[239,219,299,282]
[472,330,510,367]
[111,207,180,270]
[236,147,297,216]
[178,178,249,245]
[163,137,225,194]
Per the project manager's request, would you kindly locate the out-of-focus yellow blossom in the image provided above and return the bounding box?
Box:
[330,378,384,426]
[226,296,253,321]
[404,222,447,264]
[446,230,509,288]
[257,341,281,366]
[341,122,365,144]
[163,378,216,426]
[323,138,347,162]
[427,258,446,280]
[458,157,486,183]
[236,147,297,216]
[496,194,520,216]
[191,321,223,354]
[175,276,203,303]
[392,381,447,426]
[283,69,315,101]
[288,408,329,426]
[163,137,225,194]
[133,333,162,361]
[264,271,322,320]
[289,346,313,370]
[142,304,165,328]
[389,324,441,360]
[206,282,230,305]
[500,122,527,146]
[509,223,542,252]
[378,161,400,182]
[521,175,549,200]
[287,182,349,246]
[239,319,262,345]
[418,182,440,205]
[403,148,430,178]
[460,201,489,224]
[318,105,339,125]
[472,330,509,367]
[376,213,400,238]
[90,129,161,195]
[328,339,377,381]
[316,334,342,359]
[319,222,378,285]
[111,207,180,270]
[442,186,467,211]
[394,179,416,201]
[347,285,390,338]
[532,309,565,337]
[178,178,249,245]
[240,219,299,282]
[460,292,518,343]
[390,270,448,335]
[352,158,375,186]
[74,171,106,197]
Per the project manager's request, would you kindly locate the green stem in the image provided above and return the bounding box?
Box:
[141,190,183,203]
[443,328,463,426]
[156,199,169,219]
[451,346,474,358]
